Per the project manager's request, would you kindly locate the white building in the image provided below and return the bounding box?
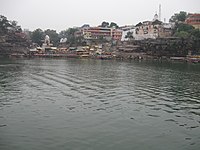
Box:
[134,14,173,40]
[120,25,136,41]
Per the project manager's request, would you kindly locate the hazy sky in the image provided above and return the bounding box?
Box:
[0,0,199,32]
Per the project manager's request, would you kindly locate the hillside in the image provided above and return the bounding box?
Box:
[0,15,30,57]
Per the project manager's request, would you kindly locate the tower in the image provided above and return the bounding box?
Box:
[159,4,161,21]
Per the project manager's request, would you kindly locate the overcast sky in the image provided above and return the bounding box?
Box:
[0,0,199,32]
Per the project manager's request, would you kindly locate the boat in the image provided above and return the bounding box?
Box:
[96,54,112,59]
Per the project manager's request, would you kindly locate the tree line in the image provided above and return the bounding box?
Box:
[1,12,200,47]
[0,15,22,35]
[169,11,200,39]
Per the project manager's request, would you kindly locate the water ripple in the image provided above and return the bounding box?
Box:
[1,59,200,150]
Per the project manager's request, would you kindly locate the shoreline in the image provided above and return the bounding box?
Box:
[7,53,200,64]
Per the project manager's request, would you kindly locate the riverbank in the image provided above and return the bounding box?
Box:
[2,35,200,63]
[8,53,200,64]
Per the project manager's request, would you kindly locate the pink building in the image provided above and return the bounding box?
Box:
[186,14,200,29]
[76,27,122,41]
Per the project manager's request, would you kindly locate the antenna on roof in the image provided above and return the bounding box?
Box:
[159,4,161,21]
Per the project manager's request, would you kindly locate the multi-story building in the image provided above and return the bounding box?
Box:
[134,16,172,40]
[135,21,160,40]
[185,14,200,29]
[111,29,123,40]
[76,26,123,41]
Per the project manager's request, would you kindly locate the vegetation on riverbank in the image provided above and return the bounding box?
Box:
[0,11,200,60]
[0,15,30,57]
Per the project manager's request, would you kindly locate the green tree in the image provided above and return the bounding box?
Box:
[0,16,22,35]
[31,28,44,46]
[125,31,134,41]
[44,29,59,46]
[0,15,11,34]
[173,23,194,38]
[100,21,109,27]
[169,11,187,23]
[176,23,194,32]
[110,22,119,28]
[59,30,68,38]
[59,28,80,45]
[190,29,200,39]
[174,31,190,38]
[66,28,78,44]
[190,29,200,54]
[171,14,194,35]
[10,21,22,32]
[67,28,78,36]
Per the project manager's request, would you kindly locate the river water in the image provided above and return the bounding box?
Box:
[0,58,200,150]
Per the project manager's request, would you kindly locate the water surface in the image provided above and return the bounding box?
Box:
[0,58,200,150]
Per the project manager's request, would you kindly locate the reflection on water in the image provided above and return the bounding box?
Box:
[0,58,200,150]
